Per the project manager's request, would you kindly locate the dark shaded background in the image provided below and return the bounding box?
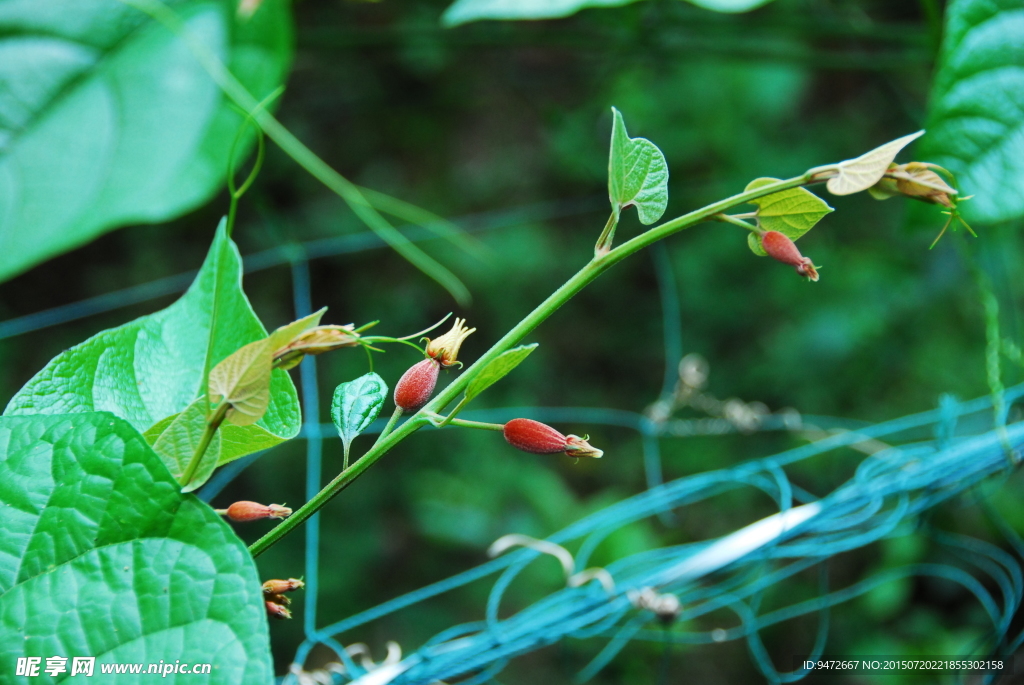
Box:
[4,0,1024,682]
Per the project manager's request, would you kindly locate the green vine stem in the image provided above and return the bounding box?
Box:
[179,402,229,488]
[248,171,816,557]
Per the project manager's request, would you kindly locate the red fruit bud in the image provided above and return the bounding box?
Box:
[222,501,292,522]
[503,419,603,458]
[503,418,567,454]
[760,231,819,282]
[265,600,292,620]
[394,358,440,411]
[263,578,305,595]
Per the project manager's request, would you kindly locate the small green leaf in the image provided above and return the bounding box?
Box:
[0,413,272,681]
[608,107,669,225]
[331,373,388,453]
[746,177,833,237]
[0,0,292,282]
[209,339,274,426]
[6,219,300,461]
[748,232,768,257]
[466,344,539,402]
[826,131,924,196]
[922,0,1024,223]
[148,397,221,492]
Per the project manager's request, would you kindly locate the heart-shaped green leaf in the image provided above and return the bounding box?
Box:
[5,219,300,462]
[0,412,272,683]
[922,0,1024,223]
[826,131,924,196]
[331,373,388,454]
[745,177,833,255]
[0,0,292,282]
[608,107,669,225]
[465,344,538,402]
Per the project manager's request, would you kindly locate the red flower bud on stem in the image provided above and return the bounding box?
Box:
[219,501,292,522]
[761,231,819,282]
[265,600,292,620]
[394,358,441,411]
[503,418,603,458]
[263,578,305,595]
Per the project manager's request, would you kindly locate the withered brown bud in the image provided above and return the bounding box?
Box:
[273,326,360,371]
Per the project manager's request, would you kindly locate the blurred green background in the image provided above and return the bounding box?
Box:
[3,0,1024,682]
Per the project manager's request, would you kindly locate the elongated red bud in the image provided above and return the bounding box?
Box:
[760,231,819,281]
[263,578,305,595]
[265,600,292,620]
[394,358,440,411]
[221,501,292,522]
[503,419,603,459]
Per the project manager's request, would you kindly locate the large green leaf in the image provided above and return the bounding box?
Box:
[441,0,772,26]
[0,412,272,684]
[0,0,292,282]
[922,0,1024,223]
[5,219,300,463]
[608,107,668,225]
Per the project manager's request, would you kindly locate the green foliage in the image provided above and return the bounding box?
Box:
[332,372,388,455]
[465,344,539,402]
[5,219,300,462]
[0,0,292,283]
[0,412,271,683]
[608,107,669,225]
[441,0,774,26]
[923,0,1024,223]
[745,178,833,256]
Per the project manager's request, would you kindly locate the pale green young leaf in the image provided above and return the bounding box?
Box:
[0,0,292,282]
[5,219,300,459]
[208,339,274,426]
[922,0,1024,223]
[826,131,924,196]
[746,177,833,236]
[0,413,272,681]
[149,397,221,492]
[331,373,389,453]
[608,108,669,225]
[267,307,328,352]
[748,232,768,257]
[466,343,539,402]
